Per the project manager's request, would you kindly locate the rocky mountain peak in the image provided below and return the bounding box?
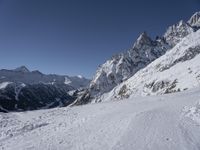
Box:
[133,32,152,49]
[80,31,169,102]
[74,12,200,105]
[163,20,194,47]
[188,11,200,28]
[14,66,30,73]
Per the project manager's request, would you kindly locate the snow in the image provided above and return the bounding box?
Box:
[14,83,26,101]
[89,32,169,97]
[94,29,200,102]
[0,88,200,150]
[0,82,12,89]
[64,77,72,84]
[164,20,194,47]
[184,101,200,125]
[77,75,83,79]
[67,90,76,96]
[1,11,200,150]
[188,11,200,28]
[84,12,197,102]
[0,66,90,111]
[64,76,90,89]
[0,66,90,90]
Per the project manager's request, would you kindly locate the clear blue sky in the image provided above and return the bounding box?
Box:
[0,0,199,78]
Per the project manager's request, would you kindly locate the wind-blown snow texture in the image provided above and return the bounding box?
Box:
[0,88,200,150]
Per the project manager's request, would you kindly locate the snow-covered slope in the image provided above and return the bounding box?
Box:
[99,28,200,102]
[184,100,200,125]
[0,87,200,150]
[163,11,200,47]
[163,20,194,47]
[89,32,169,97]
[0,67,90,112]
[76,12,200,105]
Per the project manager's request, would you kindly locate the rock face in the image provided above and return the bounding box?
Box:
[0,67,90,112]
[75,11,200,104]
[89,32,169,97]
[188,12,200,28]
[14,66,30,73]
[105,29,200,101]
[163,20,194,47]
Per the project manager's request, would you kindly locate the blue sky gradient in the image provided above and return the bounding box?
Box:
[0,0,199,78]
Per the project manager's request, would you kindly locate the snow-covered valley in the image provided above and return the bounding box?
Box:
[1,88,200,150]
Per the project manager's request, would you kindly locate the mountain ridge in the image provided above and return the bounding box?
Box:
[99,29,200,102]
[0,66,90,112]
[75,11,200,105]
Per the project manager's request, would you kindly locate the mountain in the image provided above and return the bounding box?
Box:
[0,67,90,112]
[1,11,200,150]
[75,12,200,105]
[14,66,30,73]
[88,33,169,96]
[188,11,200,28]
[0,66,90,89]
[163,20,194,47]
[99,29,200,102]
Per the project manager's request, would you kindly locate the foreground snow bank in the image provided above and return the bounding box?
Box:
[0,88,200,150]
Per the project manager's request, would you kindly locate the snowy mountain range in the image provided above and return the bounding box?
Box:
[0,66,89,89]
[97,29,200,102]
[0,66,90,112]
[1,11,200,150]
[1,11,200,111]
[75,11,200,104]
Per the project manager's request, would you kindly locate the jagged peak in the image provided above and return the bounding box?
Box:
[133,32,152,48]
[14,66,30,73]
[167,20,190,31]
[177,20,186,26]
[137,32,150,41]
[188,11,200,27]
[163,19,194,47]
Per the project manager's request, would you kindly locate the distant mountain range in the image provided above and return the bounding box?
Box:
[0,66,90,112]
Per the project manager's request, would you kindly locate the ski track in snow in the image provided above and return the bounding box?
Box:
[1,89,200,150]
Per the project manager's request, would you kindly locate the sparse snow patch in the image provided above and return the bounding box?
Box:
[64,77,72,84]
[0,82,12,89]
